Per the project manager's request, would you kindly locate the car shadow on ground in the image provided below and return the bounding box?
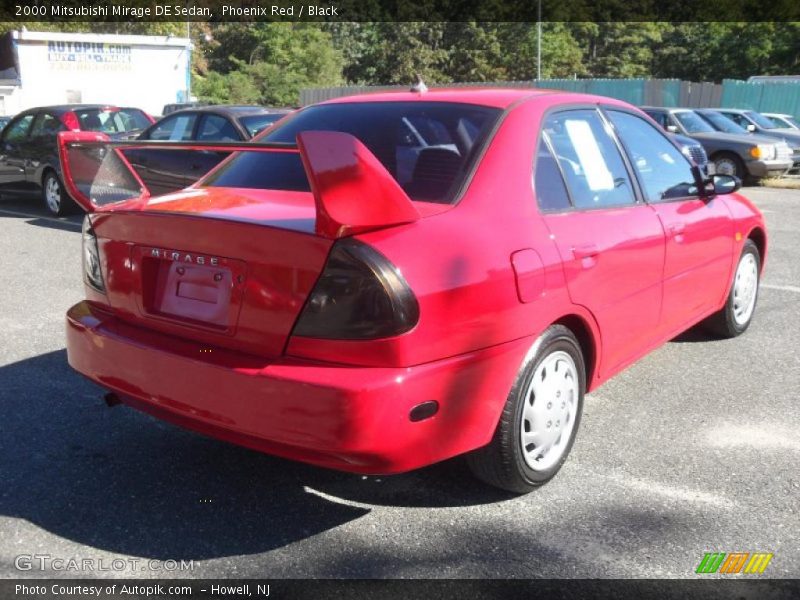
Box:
[0,350,514,562]
[0,197,83,230]
[669,322,731,344]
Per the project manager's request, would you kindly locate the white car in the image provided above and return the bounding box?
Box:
[762,113,800,130]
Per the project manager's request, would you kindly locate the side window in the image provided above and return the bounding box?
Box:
[645,111,667,129]
[197,114,242,141]
[2,114,35,142]
[534,139,571,211]
[146,114,197,141]
[30,113,65,138]
[725,113,749,128]
[607,110,699,202]
[542,109,635,209]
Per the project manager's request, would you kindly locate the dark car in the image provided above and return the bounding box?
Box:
[161,101,207,116]
[124,105,292,196]
[0,105,154,216]
[642,107,792,180]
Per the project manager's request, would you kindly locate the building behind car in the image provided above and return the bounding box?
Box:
[0,30,191,117]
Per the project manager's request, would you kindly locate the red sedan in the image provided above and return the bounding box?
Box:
[61,89,766,493]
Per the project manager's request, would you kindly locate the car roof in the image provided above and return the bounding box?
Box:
[762,112,792,118]
[167,105,291,118]
[640,106,695,113]
[20,104,119,115]
[320,88,556,109]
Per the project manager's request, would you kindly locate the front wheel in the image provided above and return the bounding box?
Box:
[467,325,586,493]
[704,239,760,338]
[42,171,79,217]
[712,153,745,180]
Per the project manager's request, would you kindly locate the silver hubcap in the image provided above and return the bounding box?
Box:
[715,158,737,177]
[520,350,579,471]
[732,252,758,325]
[45,177,61,213]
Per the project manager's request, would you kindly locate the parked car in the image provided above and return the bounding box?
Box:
[694,108,794,174]
[642,106,792,180]
[0,105,154,216]
[712,108,800,172]
[761,112,800,130]
[61,89,766,493]
[671,133,710,175]
[123,105,292,196]
[161,101,207,116]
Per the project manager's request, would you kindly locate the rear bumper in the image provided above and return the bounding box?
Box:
[66,301,528,474]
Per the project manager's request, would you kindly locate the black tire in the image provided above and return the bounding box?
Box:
[42,170,80,217]
[704,239,761,338]
[467,325,586,494]
[712,152,746,181]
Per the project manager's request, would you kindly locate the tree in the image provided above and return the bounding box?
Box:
[196,24,343,106]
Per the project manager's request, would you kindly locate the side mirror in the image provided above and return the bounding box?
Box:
[704,173,741,197]
[666,125,678,133]
[746,124,756,132]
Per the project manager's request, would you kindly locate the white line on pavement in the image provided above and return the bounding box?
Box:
[762,283,800,293]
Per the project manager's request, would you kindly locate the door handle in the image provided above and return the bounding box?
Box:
[572,244,599,260]
[668,222,686,242]
[668,222,686,235]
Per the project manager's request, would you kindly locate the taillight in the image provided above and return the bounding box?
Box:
[82,216,105,292]
[61,112,80,131]
[293,239,419,340]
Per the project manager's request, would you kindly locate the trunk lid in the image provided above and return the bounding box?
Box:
[61,131,423,358]
[91,202,332,358]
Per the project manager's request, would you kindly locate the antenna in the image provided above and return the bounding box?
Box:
[410,74,428,94]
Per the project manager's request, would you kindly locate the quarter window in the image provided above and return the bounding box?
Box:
[608,110,699,202]
[534,140,571,211]
[542,109,635,209]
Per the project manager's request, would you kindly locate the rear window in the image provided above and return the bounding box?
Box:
[203,102,502,204]
[240,113,285,137]
[77,108,151,133]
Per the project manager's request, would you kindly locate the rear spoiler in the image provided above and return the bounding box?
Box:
[57,130,420,239]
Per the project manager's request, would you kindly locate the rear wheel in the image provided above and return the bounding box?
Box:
[705,239,760,338]
[42,171,79,217]
[467,325,585,493]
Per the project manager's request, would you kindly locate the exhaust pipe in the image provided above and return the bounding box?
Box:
[104,392,121,408]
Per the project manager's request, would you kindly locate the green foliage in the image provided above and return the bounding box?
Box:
[197,23,343,106]
[4,20,800,104]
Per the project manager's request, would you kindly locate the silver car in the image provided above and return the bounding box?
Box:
[712,108,800,173]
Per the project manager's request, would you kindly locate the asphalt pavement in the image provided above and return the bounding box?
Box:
[0,188,798,579]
